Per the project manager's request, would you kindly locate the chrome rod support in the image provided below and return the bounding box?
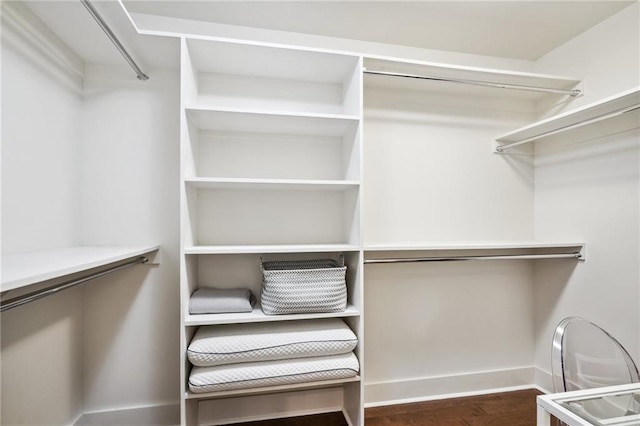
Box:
[364,252,582,264]
[0,256,149,312]
[364,69,581,97]
[80,0,149,81]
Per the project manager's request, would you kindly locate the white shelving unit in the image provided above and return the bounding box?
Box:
[179,37,364,425]
[174,31,594,425]
[495,86,640,151]
[1,245,159,293]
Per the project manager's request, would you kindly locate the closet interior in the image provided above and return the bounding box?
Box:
[1,1,639,425]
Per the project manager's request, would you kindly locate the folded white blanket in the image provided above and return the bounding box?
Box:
[189,352,359,393]
[188,318,357,366]
[189,288,256,314]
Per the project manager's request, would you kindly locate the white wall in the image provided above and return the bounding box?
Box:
[1,27,82,253]
[531,2,640,391]
[79,65,181,416]
[533,2,640,117]
[1,11,84,425]
[362,86,538,404]
[1,5,181,424]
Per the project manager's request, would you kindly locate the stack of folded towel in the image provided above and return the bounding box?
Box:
[189,288,256,314]
[187,318,359,393]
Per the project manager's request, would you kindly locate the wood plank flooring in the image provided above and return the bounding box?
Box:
[232,389,545,426]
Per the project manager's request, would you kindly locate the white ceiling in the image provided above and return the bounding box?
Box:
[122,0,634,60]
[21,0,635,71]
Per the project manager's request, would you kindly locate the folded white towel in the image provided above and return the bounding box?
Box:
[189,288,256,314]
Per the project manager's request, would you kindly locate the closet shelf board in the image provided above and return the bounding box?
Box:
[496,86,640,143]
[1,245,160,292]
[184,244,361,255]
[363,56,582,95]
[185,304,360,326]
[184,375,361,400]
[185,105,360,131]
[185,177,360,191]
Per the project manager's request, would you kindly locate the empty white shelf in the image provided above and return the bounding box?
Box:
[185,177,360,191]
[496,86,640,150]
[185,106,360,132]
[1,245,159,292]
[185,244,361,255]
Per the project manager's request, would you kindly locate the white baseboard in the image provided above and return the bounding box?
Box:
[534,366,554,394]
[74,402,180,426]
[71,368,553,425]
[364,366,537,407]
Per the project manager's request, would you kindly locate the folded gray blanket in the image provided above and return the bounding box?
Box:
[189,288,256,314]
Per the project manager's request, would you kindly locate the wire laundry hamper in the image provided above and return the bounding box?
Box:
[260,256,347,315]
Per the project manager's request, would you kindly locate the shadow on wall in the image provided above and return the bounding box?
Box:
[1,285,86,425]
[0,266,149,425]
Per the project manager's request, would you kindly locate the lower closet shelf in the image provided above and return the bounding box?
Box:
[185,303,360,326]
[184,376,361,400]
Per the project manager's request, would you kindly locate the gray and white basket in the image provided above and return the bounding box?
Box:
[260,256,347,315]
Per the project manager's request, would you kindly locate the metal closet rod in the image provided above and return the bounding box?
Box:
[495,104,640,152]
[80,0,149,81]
[0,256,149,313]
[363,68,581,97]
[364,252,583,264]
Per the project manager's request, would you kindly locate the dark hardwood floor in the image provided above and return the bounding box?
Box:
[232,389,546,426]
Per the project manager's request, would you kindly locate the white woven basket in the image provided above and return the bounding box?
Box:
[260,256,347,315]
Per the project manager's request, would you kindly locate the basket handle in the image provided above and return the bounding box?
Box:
[338,254,345,267]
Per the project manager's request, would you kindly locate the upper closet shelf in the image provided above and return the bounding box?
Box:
[185,107,359,136]
[496,86,640,152]
[185,178,360,191]
[1,245,159,293]
[185,106,360,125]
[185,244,360,255]
[364,241,585,264]
[363,56,582,99]
[182,38,362,117]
